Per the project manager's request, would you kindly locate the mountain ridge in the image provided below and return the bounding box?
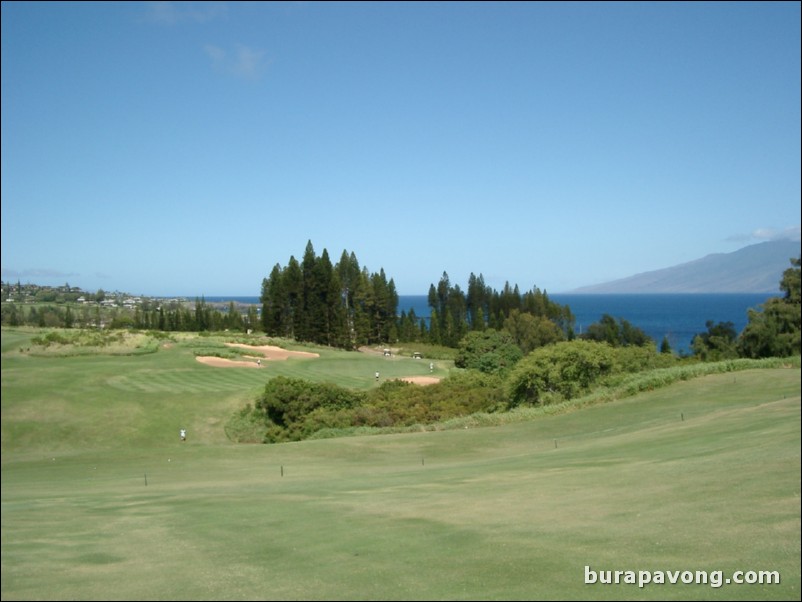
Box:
[571,240,800,294]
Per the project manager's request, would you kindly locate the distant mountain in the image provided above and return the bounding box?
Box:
[571,240,801,294]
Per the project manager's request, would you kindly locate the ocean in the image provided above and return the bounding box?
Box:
[398,293,772,355]
[552,293,770,354]
[201,293,774,355]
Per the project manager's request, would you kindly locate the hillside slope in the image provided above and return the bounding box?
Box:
[573,239,800,293]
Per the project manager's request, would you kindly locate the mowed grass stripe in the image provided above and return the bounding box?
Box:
[107,366,271,394]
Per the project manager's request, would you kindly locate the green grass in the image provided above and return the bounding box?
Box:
[1,329,454,453]
[1,328,799,600]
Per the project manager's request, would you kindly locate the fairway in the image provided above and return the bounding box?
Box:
[1,329,800,600]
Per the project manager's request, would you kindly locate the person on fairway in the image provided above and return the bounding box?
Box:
[180,428,186,442]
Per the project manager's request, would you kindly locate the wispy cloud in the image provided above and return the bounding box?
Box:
[204,44,227,71]
[145,1,227,25]
[727,226,802,244]
[204,44,270,80]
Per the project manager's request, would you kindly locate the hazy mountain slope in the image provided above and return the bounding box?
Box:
[572,240,800,293]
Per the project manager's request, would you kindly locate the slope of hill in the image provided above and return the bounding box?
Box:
[1,329,799,601]
[572,240,800,293]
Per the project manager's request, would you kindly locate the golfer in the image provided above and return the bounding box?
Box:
[180,428,186,442]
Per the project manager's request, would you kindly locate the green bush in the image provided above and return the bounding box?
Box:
[454,329,523,374]
[256,377,365,442]
[504,340,682,407]
[505,340,618,407]
[253,371,505,442]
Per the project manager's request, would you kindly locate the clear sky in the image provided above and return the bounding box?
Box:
[2,1,800,297]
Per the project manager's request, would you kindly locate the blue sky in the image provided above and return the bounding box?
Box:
[2,1,800,296]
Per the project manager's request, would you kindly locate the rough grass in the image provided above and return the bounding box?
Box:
[1,328,800,600]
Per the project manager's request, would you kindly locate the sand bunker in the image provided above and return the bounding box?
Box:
[195,343,320,368]
[397,376,441,386]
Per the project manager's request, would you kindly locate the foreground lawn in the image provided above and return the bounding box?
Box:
[1,329,800,600]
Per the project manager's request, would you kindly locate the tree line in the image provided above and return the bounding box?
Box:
[259,240,575,349]
[691,257,801,360]
[0,295,259,333]
[2,245,798,363]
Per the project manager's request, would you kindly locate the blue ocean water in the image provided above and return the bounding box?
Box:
[395,293,772,354]
[202,293,773,355]
[551,293,770,354]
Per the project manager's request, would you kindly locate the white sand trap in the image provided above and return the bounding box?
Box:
[195,343,320,368]
[397,376,441,386]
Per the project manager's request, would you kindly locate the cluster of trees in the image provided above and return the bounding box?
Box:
[504,339,675,407]
[692,257,801,360]
[424,272,574,347]
[260,242,400,348]
[0,296,259,333]
[579,314,653,348]
[453,313,655,377]
[1,303,78,328]
[260,241,575,350]
[128,299,260,333]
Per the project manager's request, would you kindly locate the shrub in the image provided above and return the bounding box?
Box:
[505,340,619,407]
[255,377,365,441]
[454,329,523,374]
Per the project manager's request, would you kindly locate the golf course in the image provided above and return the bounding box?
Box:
[1,327,799,600]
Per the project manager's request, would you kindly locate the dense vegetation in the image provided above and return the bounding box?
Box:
[0,283,259,333]
[2,247,799,444]
[691,257,801,360]
[238,371,508,443]
[231,341,685,442]
[259,240,574,349]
